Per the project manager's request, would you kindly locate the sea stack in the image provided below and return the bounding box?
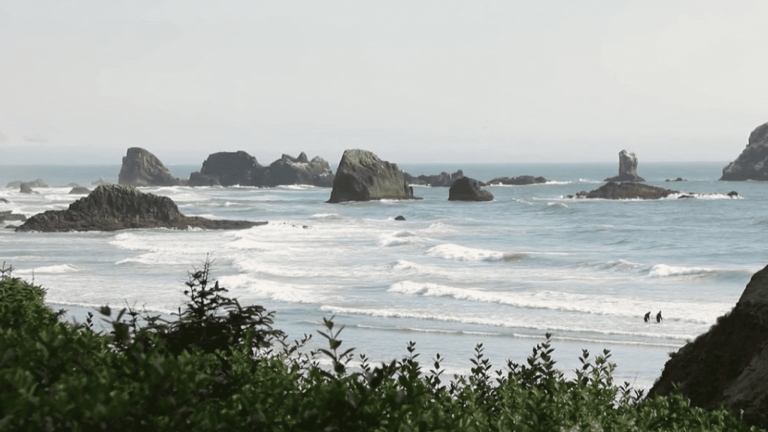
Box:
[16,185,265,232]
[604,150,645,182]
[258,152,335,187]
[721,122,768,181]
[448,177,494,201]
[648,263,768,426]
[118,147,182,187]
[327,149,418,203]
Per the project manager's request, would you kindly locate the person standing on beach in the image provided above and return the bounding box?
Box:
[644,311,651,323]
[656,311,663,323]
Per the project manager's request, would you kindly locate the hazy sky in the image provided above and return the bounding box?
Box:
[2,0,768,165]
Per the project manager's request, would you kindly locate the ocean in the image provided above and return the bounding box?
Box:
[0,161,761,391]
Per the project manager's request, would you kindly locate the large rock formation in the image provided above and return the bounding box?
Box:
[118,147,182,187]
[448,177,494,202]
[604,150,645,182]
[648,264,768,426]
[259,152,335,187]
[572,182,676,200]
[721,122,768,181]
[488,175,547,186]
[327,149,418,203]
[403,170,465,187]
[188,151,334,187]
[15,185,265,232]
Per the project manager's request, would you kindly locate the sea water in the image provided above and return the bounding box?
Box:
[0,161,762,390]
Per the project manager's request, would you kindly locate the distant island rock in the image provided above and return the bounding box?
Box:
[19,183,38,194]
[6,179,47,188]
[448,177,494,202]
[15,185,265,232]
[327,149,418,203]
[488,175,547,186]
[403,170,465,187]
[118,147,183,187]
[648,264,768,426]
[69,186,90,194]
[721,122,768,181]
[604,150,645,182]
[665,178,686,182]
[570,182,676,200]
[92,178,112,186]
[188,151,334,187]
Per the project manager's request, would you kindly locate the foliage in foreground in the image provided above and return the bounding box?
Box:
[0,262,763,431]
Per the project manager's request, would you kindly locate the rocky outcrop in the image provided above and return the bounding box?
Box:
[665,178,686,182]
[15,185,265,232]
[69,187,90,194]
[258,152,334,187]
[571,182,676,200]
[721,122,768,181]
[0,211,26,223]
[7,179,47,188]
[605,150,645,182]
[327,149,418,203]
[404,170,465,187]
[648,264,768,426]
[488,175,547,186]
[448,177,494,202]
[19,183,37,194]
[118,147,182,187]
[0,198,8,203]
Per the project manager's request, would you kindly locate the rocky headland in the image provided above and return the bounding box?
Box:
[604,150,645,182]
[448,177,494,202]
[188,151,334,187]
[327,149,418,203]
[118,147,184,187]
[648,264,768,426]
[15,185,265,232]
[403,170,465,187]
[488,175,547,186]
[721,121,768,181]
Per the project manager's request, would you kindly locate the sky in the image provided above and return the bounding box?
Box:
[1,0,768,166]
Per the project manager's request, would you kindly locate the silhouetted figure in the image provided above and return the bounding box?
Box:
[656,311,663,323]
[644,311,651,323]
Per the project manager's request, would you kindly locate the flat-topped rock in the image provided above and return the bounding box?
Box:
[605,150,645,182]
[118,147,182,186]
[721,122,768,181]
[404,170,465,187]
[649,264,768,426]
[328,149,418,203]
[16,185,265,232]
[573,182,676,200]
[448,177,494,202]
[488,175,547,185]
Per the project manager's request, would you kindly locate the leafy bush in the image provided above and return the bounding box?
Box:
[0,261,763,431]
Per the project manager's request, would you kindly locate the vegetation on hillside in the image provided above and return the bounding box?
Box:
[0,261,763,431]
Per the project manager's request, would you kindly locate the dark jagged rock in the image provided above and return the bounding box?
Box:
[728,191,741,198]
[189,151,262,187]
[488,175,547,186]
[118,147,182,187]
[0,211,26,222]
[259,152,335,187]
[7,179,47,188]
[15,185,265,232]
[665,177,686,182]
[448,177,494,202]
[403,170,465,187]
[604,150,645,182]
[395,215,406,221]
[328,149,418,203]
[649,264,768,426]
[19,183,37,194]
[721,122,768,181]
[574,182,676,200]
[69,186,90,195]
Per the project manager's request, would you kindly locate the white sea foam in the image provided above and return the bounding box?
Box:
[219,274,323,304]
[427,244,528,262]
[16,264,80,274]
[648,264,752,279]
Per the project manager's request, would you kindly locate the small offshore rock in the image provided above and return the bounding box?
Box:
[19,183,37,194]
[448,177,494,202]
[665,177,686,182]
[728,191,741,198]
[69,186,90,195]
[576,182,676,200]
[488,175,547,185]
[604,150,645,182]
[0,198,9,203]
[395,215,406,221]
[403,170,464,187]
[0,211,26,222]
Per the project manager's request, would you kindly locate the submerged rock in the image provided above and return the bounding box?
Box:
[721,122,768,181]
[118,147,182,187]
[649,264,768,426]
[665,177,686,182]
[488,175,547,185]
[403,170,465,187]
[574,182,676,200]
[16,185,265,232]
[448,177,494,202]
[604,150,645,182]
[327,149,418,203]
[395,215,406,221]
